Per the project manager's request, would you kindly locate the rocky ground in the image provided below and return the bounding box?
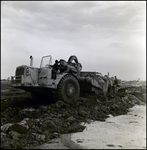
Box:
[1,81,146,149]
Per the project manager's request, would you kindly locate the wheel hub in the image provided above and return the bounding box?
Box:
[66,83,75,97]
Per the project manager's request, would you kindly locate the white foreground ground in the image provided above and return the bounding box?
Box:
[71,105,146,149]
[36,105,146,149]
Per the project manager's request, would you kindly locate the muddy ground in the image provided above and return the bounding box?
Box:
[1,81,146,149]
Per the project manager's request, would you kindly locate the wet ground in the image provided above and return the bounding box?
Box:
[1,80,146,149]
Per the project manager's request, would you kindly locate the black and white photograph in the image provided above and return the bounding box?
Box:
[1,1,146,149]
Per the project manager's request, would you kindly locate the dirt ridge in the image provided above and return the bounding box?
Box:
[1,81,146,149]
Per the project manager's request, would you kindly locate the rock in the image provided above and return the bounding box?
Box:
[1,137,12,149]
[110,104,120,111]
[10,139,23,149]
[67,116,76,124]
[19,108,38,118]
[57,114,63,118]
[52,132,59,138]
[37,134,46,141]
[95,106,99,111]
[39,106,48,114]
[97,99,101,104]
[26,107,36,113]
[9,131,21,139]
[128,94,145,105]
[35,125,43,134]
[76,139,84,143]
[62,111,69,119]
[1,132,7,139]
[86,119,92,124]
[78,110,87,118]
[18,118,29,130]
[8,123,28,134]
[56,101,66,108]
[1,123,13,133]
[48,138,60,143]
[78,97,87,104]
[67,122,86,133]
[44,120,58,132]
[32,133,45,141]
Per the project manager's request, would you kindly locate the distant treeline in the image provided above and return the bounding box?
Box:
[1,79,10,81]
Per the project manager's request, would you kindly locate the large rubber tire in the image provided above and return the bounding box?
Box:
[57,74,80,104]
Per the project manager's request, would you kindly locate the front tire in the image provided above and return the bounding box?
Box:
[57,74,80,104]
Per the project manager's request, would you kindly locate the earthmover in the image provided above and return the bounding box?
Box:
[11,55,119,104]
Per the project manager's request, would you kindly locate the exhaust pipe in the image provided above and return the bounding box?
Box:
[30,56,33,66]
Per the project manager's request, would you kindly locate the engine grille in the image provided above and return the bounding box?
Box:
[15,67,25,83]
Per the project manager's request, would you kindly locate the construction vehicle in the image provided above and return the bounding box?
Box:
[11,55,119,104]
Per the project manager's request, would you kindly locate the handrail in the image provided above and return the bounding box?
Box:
[40,55,52,68]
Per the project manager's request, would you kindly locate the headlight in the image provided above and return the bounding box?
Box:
[26,67,30,75]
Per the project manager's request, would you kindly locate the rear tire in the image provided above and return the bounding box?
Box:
[57,74,80,104]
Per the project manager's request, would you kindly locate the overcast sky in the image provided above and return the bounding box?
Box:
[1,1,146,81]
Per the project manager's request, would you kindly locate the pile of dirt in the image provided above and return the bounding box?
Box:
[1,81,146,149]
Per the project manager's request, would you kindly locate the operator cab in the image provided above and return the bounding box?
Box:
[40,55,52,68]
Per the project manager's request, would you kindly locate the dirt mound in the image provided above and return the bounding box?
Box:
[1,81,146,149]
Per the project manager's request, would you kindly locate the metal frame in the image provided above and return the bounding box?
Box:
[40,55,52,68]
